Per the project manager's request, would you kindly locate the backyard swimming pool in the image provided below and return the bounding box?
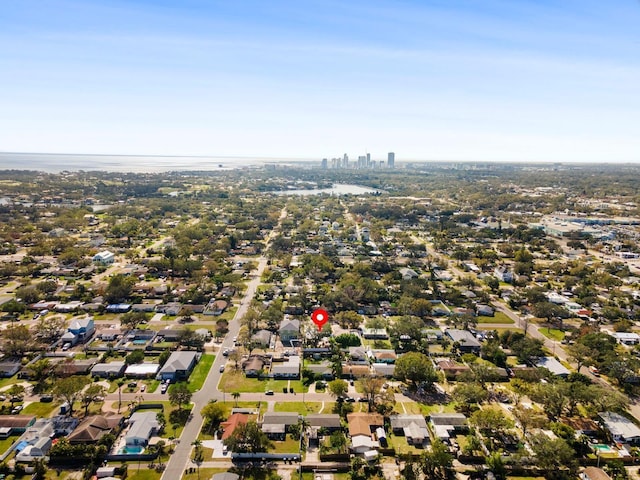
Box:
[592,444,615,454]
[118,445,145,454]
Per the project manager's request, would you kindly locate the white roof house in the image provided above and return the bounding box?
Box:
[126,411,160,446]
[16,437,52,462]
[613,332,640,346]
[535,356,570,377]
[599,412,640,444]
[93,250,115,265]
[125,363,160,377]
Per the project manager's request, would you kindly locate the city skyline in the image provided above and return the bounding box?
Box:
[1,1,639,163]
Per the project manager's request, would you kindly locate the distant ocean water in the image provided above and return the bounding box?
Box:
[0,152,308,173]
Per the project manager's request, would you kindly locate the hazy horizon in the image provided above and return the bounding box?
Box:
[1,1,639,163]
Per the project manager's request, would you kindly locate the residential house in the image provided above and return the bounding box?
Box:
[251,330,272,348]
[0,359,21,378]
[221,413,249,441]
[476,304,494,317]
[372,350,397,364]
[156,351,200,381]
[348,346,368,362]
[493,266,514,283]
[306,414,341,431]
[91,362,126,379]
[437,360,471,380]
[399,268,419,280]
[0,415,36,436]
[362,328,388,340]
[279,319,300,344]
[429,413,468,441]
[535,357,570,378]
[347,412,384,454]
[445,329,481,354]
[272,356,300,379]
[106,304,132,313]
[125,363,160,378]
[372,363,395,377]
[390,414,430,446]
[16,437,52,463]
[613,332,640,346]
[342,363,371,379]
[125,411,160,447]
[93,250,115,265]
[55,359,97,376]
[305,362,334,380]
[68,316,95,343]
[67,414,123,444]
[16,419,54,462]
[156,302,182,316]
[599,412,640,445]
[261,412,300,440]
[243,356,266,377]
[582,467,612,480]
[204,299,228,316]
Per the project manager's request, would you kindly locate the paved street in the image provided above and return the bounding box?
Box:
[160,208,286,480]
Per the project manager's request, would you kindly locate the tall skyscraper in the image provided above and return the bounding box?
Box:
[321,158,328,169]
[387,152,395,169]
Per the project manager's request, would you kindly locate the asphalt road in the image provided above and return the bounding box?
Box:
[160,208,285,480]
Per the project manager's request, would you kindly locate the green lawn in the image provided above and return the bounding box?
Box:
[188,354,215,393]
[219,371,308,393]
[182,468,227,480]
[540,328,565,341]
[273,402,322,414]
[387,433,423,455]
[22,400,60,417]
[477,311,514,324]
[0,435,19,456]
[125,469,162,480]
[271,435,302,454]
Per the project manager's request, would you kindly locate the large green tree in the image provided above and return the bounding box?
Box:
[222,420,273,453]
[394,351,437,389]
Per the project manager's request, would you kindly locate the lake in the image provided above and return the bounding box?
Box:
[274,184,380,196]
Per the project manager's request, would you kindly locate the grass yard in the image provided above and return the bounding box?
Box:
[216,306,238,322]
[271,435,302,454]
[0,435,19,456]
[22,400,60,417]
[219,371,308,393]
[188,354,215,392]
[44,470,77,480]
[182,468,228,480]
[273,402,322,414]
[477,311,514,324]
[214,401,265,418]
[540,328,565,341]
[125,469,162,480]
[387,433,423,455]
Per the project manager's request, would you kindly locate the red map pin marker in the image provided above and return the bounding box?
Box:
[311,308,329,331]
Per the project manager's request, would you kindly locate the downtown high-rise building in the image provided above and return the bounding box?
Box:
[387,152,395,168]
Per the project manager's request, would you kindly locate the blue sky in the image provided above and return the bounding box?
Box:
[1,0,639,162]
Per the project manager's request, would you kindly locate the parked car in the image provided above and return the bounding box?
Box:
[11,405,23,414]
[40,395,53,402]
[219,365,225,373]
[160,383,168,394]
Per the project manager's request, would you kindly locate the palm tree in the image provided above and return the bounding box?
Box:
[117,378,126,413]
[232,391,240,407]
[191,439,204,480]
